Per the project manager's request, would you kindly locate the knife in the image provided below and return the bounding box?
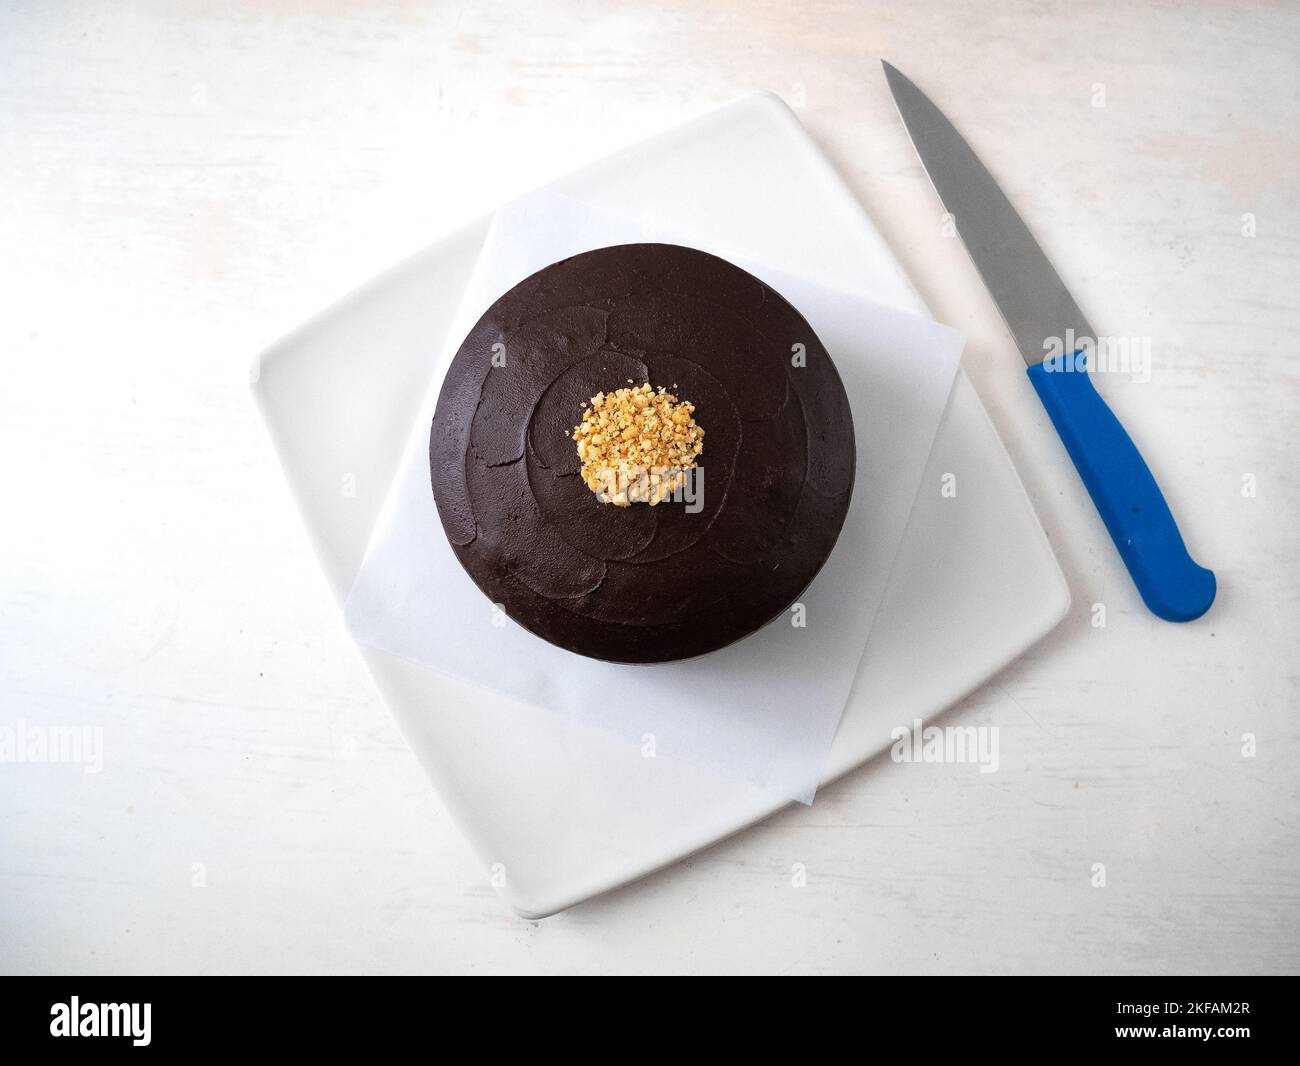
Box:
[882,60,1215,623]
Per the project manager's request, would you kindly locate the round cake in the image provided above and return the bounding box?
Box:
[429,243,854,663]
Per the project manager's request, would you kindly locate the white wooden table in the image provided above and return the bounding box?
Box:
[2,1,1296,975]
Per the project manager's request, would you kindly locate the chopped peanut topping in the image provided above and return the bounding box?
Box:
[572,382,704,506]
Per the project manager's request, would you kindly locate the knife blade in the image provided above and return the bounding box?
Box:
[882,60,1214,623]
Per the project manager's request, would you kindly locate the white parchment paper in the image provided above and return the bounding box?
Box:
[344,190,963,803]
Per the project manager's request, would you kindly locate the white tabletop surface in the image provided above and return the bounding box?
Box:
[2,1,1296,975]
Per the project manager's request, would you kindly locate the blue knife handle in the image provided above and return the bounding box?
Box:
[1027,352,1215,622]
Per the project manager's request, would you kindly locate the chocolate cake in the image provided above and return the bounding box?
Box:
[430,243,855,663]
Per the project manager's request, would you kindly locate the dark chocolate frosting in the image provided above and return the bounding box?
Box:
[430,243,854,663]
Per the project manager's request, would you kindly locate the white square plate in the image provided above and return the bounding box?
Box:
[251,93,1070,917]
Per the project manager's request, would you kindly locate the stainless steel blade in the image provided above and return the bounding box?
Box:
[882,60,1096,366]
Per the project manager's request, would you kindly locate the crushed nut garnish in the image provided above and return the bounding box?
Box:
[572,382,704,506]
